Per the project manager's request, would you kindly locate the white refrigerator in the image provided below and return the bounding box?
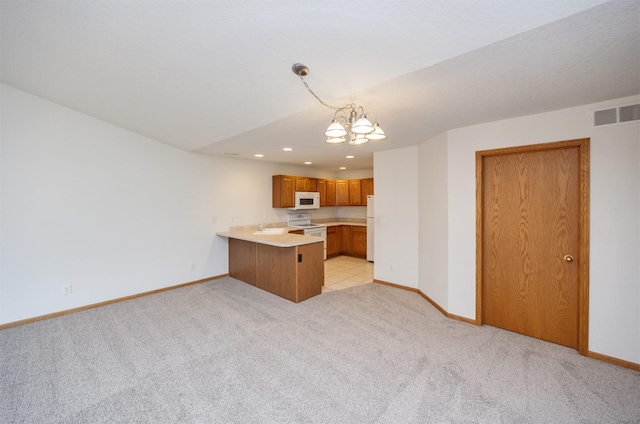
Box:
[367,195,374,262]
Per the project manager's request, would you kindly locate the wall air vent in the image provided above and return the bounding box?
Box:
[593,103,640,127]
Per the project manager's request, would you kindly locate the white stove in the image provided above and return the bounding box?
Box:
[286,212,324,229]
[291,223,320,228]
[287,213,327,259]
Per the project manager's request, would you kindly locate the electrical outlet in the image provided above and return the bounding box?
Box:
[389,263,395,271]
[62,284,72,295]
[212,215,217,224]
[190,263,196,271]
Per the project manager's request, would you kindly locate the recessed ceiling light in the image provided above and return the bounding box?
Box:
[340,167,346,170]
[283,147,293,152]
[254,154,264,158]
[304,161,312,165]
[346,155,354,159]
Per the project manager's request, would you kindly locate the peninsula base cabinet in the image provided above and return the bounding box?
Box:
[228,238,324,302]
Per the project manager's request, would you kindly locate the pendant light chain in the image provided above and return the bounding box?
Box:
[297,75,353,113]
[292,63,387,144]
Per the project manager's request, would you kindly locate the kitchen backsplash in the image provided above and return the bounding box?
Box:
[228,217,366,232]
[228,208,367,232]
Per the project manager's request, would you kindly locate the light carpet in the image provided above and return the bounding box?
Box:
[1,277,639,423]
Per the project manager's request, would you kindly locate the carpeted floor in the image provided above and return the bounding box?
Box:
[1,277,639,423]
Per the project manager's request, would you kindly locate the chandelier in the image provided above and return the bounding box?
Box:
[292,63,387,145]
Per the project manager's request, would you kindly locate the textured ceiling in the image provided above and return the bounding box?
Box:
[2,0,639,170]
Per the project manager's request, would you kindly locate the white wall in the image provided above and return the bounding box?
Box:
[338,169,373,180]
[418,132,449,308]
[0,84,333,324]
[373,146,419,288]
[444,95,640,363]
[589,119,639,362]
[4,82,638,364]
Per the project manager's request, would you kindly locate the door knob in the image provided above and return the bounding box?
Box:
[563,255,574,262]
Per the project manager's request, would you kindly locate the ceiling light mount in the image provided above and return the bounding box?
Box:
[292,63,309,76]
[292,63,386,145]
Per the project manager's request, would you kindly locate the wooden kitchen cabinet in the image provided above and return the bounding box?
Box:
[289,230,304,235]
[326,224,367,259]
[317,179,327,206]
[295,176,309,192]
[349,179,362,205]
[272,175,295,208]
[335,180,349,206]
[361,178,374,205]
[273,175,369,208]
[326,226,337,256]
[294,242,325,301]
[256,242,323,302]
[351,226,367,257]
[335,225,343,253]
[326,180,336,206]
[336,225,367,259]
[342,225,351,253]
[228,238,324,302]
[326,225,345,258]
[228,238,258,286]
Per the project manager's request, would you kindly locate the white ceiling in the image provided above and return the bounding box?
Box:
[2,0,639,171]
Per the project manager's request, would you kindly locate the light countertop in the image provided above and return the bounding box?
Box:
[216,228,324,248]
[217,221,366,247]
[314,221,366,227]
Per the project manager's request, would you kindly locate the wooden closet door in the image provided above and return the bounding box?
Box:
[481,143,584,349]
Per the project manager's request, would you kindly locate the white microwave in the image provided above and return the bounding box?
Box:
[290,191,320,210]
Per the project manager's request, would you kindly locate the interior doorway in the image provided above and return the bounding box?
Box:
[476,139,590,354]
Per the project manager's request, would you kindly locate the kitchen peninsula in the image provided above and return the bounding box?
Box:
[217,228,324,302]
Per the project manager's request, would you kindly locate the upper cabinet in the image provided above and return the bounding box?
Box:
[317,179,327,206]
[272,175,295,208]
[295,176,317,192]
[308,178,317,192]
[335,180,349,206]
[326,180,336,206]
[361,178,374,205]
[295,176,309,192]
[273,175,372,208]
[348,179,362,206]
[317,179,335,206]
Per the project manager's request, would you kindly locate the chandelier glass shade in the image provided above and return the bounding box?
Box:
[292,63,387,145]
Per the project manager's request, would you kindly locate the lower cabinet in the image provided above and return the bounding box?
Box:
[327,226,337,256]
[228,238,324,302]
[326,225,366,259]
[342,225,351,253]
[335,225,343,254]
[228,237,258,286]
[351,226,367,257]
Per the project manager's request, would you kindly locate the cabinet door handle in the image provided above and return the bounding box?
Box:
[563,255,574,263]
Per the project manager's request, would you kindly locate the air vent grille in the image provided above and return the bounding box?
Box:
[619,104,640,123]
[593,103,640,127]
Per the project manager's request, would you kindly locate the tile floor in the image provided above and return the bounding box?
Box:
[322,256,374,293]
